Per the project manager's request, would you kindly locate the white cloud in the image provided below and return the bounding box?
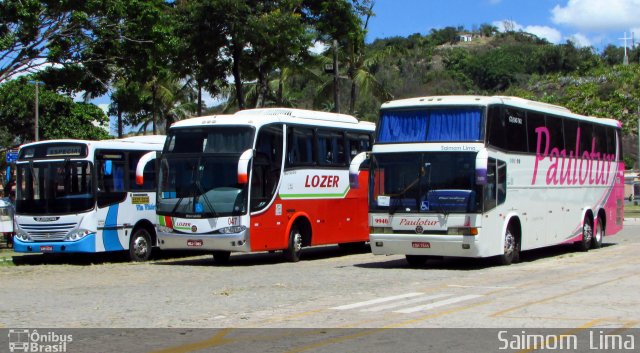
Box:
[551,0,640,31]
[567,33,592,47]
[492,20,563,43]
[525,26,563,44]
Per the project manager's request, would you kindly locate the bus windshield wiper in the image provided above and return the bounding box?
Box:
[194,158,217,217]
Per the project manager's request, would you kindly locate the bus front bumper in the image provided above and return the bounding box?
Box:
[369,233,485,258]
[13,233,97,253]
[157,230,251,252]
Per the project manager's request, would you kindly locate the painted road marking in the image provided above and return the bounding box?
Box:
[330,292,423,310]
[361,293,452,312]
[394,294,484,314]
[448,284,516,289]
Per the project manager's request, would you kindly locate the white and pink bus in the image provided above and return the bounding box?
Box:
[350,96,624,266]
[138,108,375,263]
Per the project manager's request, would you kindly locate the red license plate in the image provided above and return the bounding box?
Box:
[40,245,54,252]
[187,239,203,247]
[412,242,430,248]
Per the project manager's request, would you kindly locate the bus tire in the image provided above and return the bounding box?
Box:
[498,225,519,266]
[591,219,604,249]
[405,255,428,267]
[577,216,593,252]
[212,251,231,265]
[283,225,303,262]
[129,227,152,262]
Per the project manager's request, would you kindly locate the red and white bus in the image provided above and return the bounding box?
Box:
[350,96,624,266]
[138,108,374,263]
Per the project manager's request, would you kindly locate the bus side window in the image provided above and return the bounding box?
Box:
[497,160,506,205]
[484,158,497,211]
[113,165,125,191]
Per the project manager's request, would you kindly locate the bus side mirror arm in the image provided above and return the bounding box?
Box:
[349,152,370,189]
[136,151,159,185]
[475,149,488,185]
[238,149,254,185]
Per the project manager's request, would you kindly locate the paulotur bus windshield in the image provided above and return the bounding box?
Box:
[370,152,482,214]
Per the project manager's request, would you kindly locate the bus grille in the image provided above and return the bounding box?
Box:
[19,222,76,242]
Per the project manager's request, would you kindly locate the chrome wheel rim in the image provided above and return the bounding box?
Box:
[504,230,515,256]
[583,222,593,243]
[293,232,302,252]
[133,236,148,258]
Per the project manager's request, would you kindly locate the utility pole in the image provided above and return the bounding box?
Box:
[333,39,340,113]
[28,80,43,141]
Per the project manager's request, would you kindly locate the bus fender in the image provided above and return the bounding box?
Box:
[579,206,594,233]
[285,212,313,246]
[500,212,521,251]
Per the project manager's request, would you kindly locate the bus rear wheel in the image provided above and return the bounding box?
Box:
[591,219,604,249]
[577,217,593,252]
[129,228,152,262]
[283,226,303,262]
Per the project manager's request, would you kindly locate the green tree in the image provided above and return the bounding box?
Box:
[0,0,132,97]
[114,0,178,134]
[174,0,229,116]
[0,78,109,146]
[244,0,312,108]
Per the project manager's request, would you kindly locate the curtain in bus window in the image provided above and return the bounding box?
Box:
[426,109,482,141]
[378,111,428,142]
[379,109,481,143]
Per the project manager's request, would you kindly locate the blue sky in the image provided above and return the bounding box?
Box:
[366,0,640,49]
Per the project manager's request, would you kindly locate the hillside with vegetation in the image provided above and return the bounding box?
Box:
[1,1,639,166]
[304,28,640,167]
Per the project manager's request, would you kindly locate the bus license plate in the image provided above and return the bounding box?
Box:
[412,242,430,248]
[40,245,54,252]
[187,239,203,247]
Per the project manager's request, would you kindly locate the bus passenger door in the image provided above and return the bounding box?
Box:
[249,124,285,250]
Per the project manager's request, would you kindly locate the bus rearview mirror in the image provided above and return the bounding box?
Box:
[238,149,254,185]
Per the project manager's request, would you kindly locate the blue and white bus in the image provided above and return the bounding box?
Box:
[13,136,164,261]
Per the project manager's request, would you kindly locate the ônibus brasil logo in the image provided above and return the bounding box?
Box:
[8,329,72,352]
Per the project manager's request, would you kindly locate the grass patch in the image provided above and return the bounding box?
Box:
[625,203,640,218]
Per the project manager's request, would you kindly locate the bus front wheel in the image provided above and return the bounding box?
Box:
[498,226,519,266]
[283,226,303,262]
[129,228,152,262]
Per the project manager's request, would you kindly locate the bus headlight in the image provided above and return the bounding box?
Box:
[15,229,32,242]
[218,225,247,234]
[156,225,174,234]
[65,229,92,241]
